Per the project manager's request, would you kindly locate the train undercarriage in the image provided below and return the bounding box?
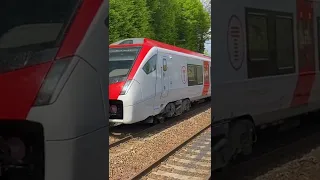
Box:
[212,112,317,172]
[148,97,211,124]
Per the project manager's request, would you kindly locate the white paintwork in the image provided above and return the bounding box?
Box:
[110,47,211,124]
[211,0,320,126]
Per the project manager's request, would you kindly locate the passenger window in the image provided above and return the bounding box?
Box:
[317,17,320,71]
[247,14,269,61]
[163,58,168,71]
[275,16,295,73]
[143,55,157,74]
[187,64,203,86]
[246,8,295,78]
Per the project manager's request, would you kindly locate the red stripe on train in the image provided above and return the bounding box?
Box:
[56,0,102,59]
[202,61,210,96]
[291,0,316,107]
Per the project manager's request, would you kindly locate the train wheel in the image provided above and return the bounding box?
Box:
[154,115,165,124]
[182,100,188,112]
[165,103,175,118]
[185,99,191,111]
[216,119,254,167]
[229,119,254,159]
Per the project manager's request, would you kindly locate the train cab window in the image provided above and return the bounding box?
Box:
[109,47,141,82]
[187,64,203,86]
[275,16,295,74]
[143,55,157,74]
[0,0,81,74]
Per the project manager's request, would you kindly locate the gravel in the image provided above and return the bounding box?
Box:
[142,128,211,180]
[109,108,211,180]
[255,147,320,180]
[109,136,120,144]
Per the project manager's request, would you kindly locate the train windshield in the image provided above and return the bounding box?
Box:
[0,0,80,74]
[109,47,141,83]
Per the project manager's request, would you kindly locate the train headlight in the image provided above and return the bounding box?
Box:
[7,137,26,160]
[120,80,132,95]
[110,105,118,114]
[34,57,74,106]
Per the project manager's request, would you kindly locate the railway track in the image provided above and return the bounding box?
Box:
[129,124,211,180]
[109,101,211,149]
[213,116,320,180]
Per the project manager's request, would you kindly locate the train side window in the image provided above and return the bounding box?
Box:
[196,65,203,85]
[246,11,275,78]
[143,55,157,74]
[187,64,203,86]
[247,14,269,61]
[246,8,295,78]
[275,16,295,74]
[318,17,320,71]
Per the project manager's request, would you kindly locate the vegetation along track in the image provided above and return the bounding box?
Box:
[213,113,320,180]
[109,100,211,149]
[130,124,211,180]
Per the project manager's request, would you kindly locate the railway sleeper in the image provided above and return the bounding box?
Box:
[212,119,256,171]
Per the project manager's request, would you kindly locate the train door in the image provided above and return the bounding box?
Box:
[161,55,170,98]
[154,53,169,113]
[291,0,316,106]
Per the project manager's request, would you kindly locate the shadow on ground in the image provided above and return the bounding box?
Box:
[213,113,320,180]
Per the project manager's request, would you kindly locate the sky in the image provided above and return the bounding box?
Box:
[205,40,211,56]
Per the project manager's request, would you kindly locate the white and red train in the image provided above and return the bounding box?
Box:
[212,0,320,171]
[0,0,108,180]
[109,38,211,125]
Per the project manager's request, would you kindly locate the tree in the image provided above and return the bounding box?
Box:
[146,0,179,45]
[175,0,210,52]
[109,0,211,53]
[109,0,153,44]
[204,49,210,56]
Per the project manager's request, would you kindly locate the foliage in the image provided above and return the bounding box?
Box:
[109,0,153,44]
[204,49,210,56]
[109,0,210,53]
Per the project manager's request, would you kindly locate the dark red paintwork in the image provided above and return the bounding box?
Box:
[0,62,52,119]
[291,0,316,107]
[202,61,210,96]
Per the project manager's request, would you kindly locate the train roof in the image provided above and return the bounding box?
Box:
[109,38,211,60]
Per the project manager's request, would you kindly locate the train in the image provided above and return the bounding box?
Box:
[0,0,108,180]
[109,38,211,125]
[212,0,320,171]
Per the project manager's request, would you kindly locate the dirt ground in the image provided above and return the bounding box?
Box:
[255,147,320,180]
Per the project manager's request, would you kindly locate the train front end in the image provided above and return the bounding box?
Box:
[0,0,108,180]
[109,39,150,125]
